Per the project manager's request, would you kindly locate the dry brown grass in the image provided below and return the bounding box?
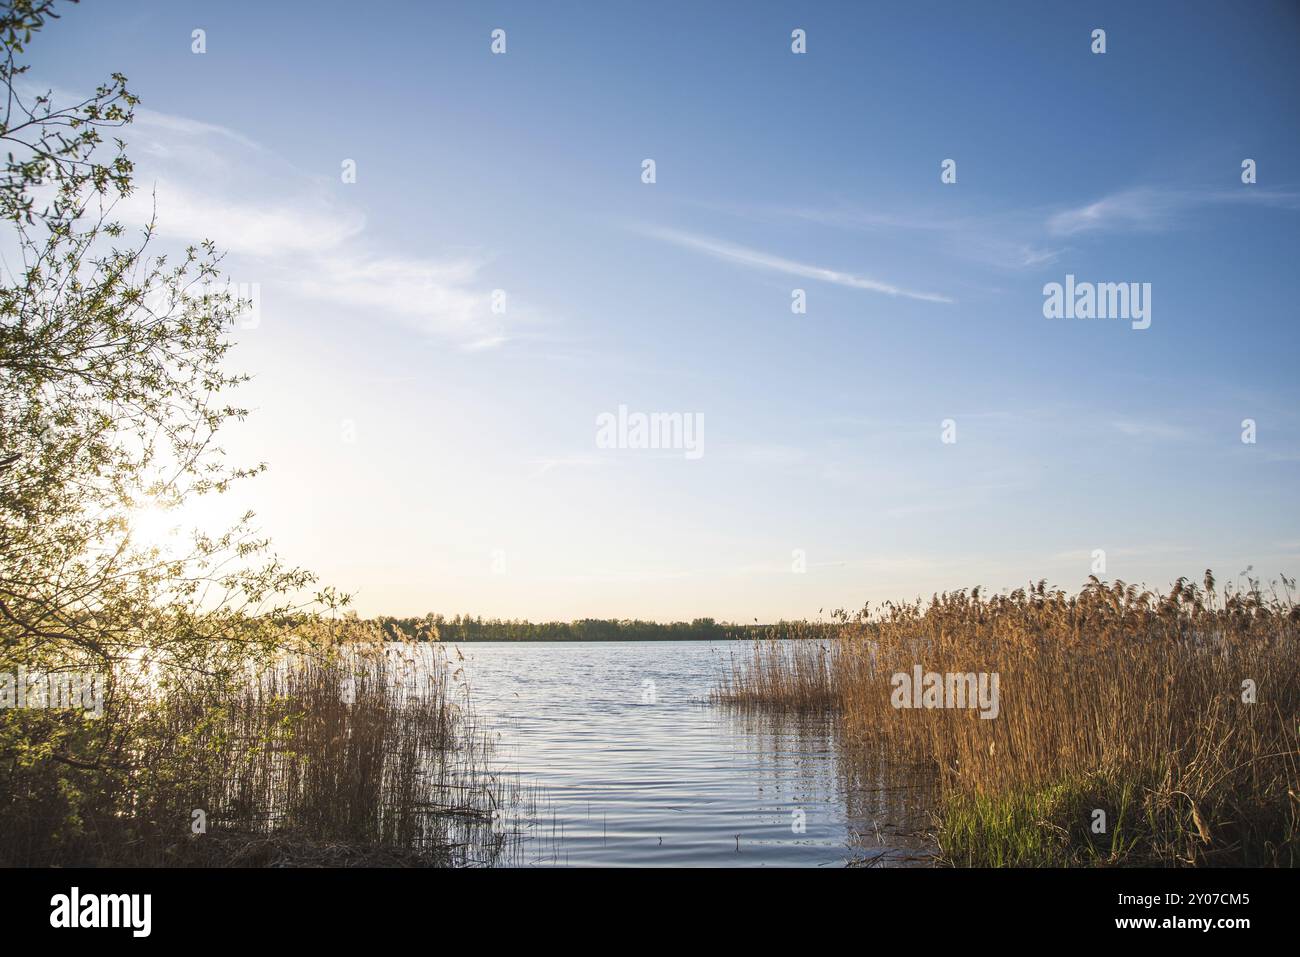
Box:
[716,572,1300,866]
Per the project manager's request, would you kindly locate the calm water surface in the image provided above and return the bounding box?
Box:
[445,641,934,867]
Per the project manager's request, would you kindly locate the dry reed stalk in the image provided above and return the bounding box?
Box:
[1,628,528,866]
[716,574,1300,865]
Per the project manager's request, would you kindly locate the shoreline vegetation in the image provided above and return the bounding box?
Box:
[2,623,529,867]
[351,615,832,643]
[0,4,524,869]
[713,571,1300,867]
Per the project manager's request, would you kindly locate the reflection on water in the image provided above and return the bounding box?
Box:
[441,641,936,867]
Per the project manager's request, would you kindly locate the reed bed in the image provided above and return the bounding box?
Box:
[715,573,1300,866]
[1,636,527,867]
[714,628,839,710]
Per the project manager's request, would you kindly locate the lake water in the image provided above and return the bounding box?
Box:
[445,640,935,867]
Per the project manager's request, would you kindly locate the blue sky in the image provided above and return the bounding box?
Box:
[27,1,1300,620]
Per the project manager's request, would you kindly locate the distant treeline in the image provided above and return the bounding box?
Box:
[343,614,836,642]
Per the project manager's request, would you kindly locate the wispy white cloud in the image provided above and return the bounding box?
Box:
[639,226,955,303]
[118,178,364,257]
[721,181,1299,274]
[1048,189,1186,237]
[131,106,264,153]
[1047,186,1300,236]
[292,252,512,343]
[763,204,1062,271]
[461,335,511,353]
[87,95,528,349]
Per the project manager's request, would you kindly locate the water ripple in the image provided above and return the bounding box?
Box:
[445,640,934,867]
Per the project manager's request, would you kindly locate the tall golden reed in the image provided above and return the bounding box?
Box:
[716,573,1300,865]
